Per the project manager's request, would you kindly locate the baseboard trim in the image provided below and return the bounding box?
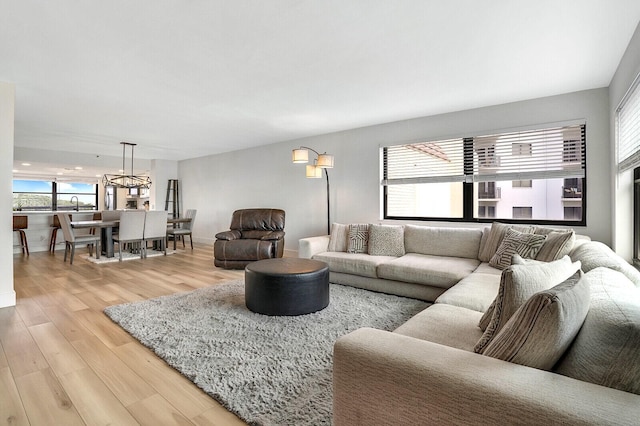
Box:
[0,290,16,308]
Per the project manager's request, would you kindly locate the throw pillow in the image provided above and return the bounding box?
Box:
[327,223,349,252]
[534,228,576,262]
[474,255,581,354]
[554,267,640,395]
[483,271,589,370]
[347,224,370,254]
[478,254,529,332]
[367,224,405,257]
[479,222,535,262]
[488,228,547,270]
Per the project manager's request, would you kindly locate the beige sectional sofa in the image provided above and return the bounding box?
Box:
[298,222,640,425]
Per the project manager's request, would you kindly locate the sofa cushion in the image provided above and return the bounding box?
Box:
[569,241,640,286]
[534,227,576,262]
[328,223,349,252]
[377,253,481,289]
[478,222,535,262]
[404,225,482,260]
[394,304,484,352]
[488,228,547,270]
[474,255,581,353]
[367,224,405,257]
[554,267,640,395]
[435,272,501,313]
[483,271,589,370]
[347,224,370,254]
[312,252,394,278]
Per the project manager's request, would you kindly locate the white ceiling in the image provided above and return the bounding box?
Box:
[3,1,640,177]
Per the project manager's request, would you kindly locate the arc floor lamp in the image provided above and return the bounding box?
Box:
[292,146,334,234]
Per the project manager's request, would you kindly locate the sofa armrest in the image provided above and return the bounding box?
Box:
[334,328,640,426]
[215,230,241,240]
[260,230,285,241]
[298,235,330,258]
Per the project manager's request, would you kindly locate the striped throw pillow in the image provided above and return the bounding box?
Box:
[347,224,370,254]
[489,228,547,270]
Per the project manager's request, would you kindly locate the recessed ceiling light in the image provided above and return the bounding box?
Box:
[57,172,63,175]
[75,166,83,170]
[95,174,101,177]
[21,162,31,166]
[12,169,18,173]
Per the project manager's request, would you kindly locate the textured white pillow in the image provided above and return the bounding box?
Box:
[489,228,547,270]
[327,223,349,252]
[347,224,370,254]
[367,224,405,256]
[483,271,589,370]
[475,255,581,353]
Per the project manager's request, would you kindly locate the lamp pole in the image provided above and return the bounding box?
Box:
[296,146,332,235]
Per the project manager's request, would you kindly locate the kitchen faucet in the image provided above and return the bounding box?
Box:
[70,196,79,211]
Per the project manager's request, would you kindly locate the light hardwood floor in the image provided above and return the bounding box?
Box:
[3,244,249,425]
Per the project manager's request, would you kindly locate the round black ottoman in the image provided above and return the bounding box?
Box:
[245,258,330,316]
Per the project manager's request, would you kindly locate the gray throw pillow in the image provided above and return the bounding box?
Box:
[327,223,349,252]
[367,224,405,256]
[534,228,576,262]
[489,228,547,270]
[475,255,581,353]
[483,271,589,370]
[347,224,370,254]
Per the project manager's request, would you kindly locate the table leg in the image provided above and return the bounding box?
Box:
[101,227,115,258]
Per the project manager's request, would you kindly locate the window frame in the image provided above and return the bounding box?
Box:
[12,180,99,212]
[382,123,587,226]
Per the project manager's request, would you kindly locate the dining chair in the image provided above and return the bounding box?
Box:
[13,215,29,255]
[112,211,145,261]
[167,209,197,250]
[143,210,168,257]
[57,213,100,264]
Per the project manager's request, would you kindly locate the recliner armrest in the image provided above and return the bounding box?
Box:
[260,231,285,241]
[215,230,241,240]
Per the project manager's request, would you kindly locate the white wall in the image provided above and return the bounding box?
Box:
[1,82,16,308]
[179,88,611,253]
[610,21,640,260]
[149,159,179,212]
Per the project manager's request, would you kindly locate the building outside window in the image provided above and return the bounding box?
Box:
[382,123,586,224]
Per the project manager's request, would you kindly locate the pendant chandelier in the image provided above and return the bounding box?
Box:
[102,142,152,189]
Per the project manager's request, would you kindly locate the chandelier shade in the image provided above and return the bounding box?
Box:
[102,142,152,189]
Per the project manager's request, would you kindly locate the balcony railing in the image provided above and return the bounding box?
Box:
[478,187,501,200]
[562,187,582,199]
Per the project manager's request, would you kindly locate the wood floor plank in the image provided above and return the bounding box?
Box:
[71,335,156,406]
[0,366,30,426]
[113,342,219,420]
[127,393,192,426]
[2,329,49,378]
[59,367,139,426]
[14,368,84,426]
[28,322,87,377]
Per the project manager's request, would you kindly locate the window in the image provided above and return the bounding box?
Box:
[13,180,98,211]
[513,207,533,219]
[382,123,586,224]
[512,180,532,188]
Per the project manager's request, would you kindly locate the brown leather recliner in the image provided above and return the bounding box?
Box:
[214,208,285,269]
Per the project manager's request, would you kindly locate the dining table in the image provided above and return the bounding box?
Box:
[70,219,119,258]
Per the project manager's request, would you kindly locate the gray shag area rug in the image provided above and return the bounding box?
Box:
[104,279,429,425]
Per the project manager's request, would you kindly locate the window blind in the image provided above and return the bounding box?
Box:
[472,124,586,183]
[381,123,585,185]
[381,138,465,185]
[617,73,640,173]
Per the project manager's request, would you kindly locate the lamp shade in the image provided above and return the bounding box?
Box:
[292,148,309,163]
[316,153,334,168]
[306,164,323,178]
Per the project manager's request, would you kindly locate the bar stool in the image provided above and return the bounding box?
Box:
[50,214,73,252]
[13,215,29,255]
